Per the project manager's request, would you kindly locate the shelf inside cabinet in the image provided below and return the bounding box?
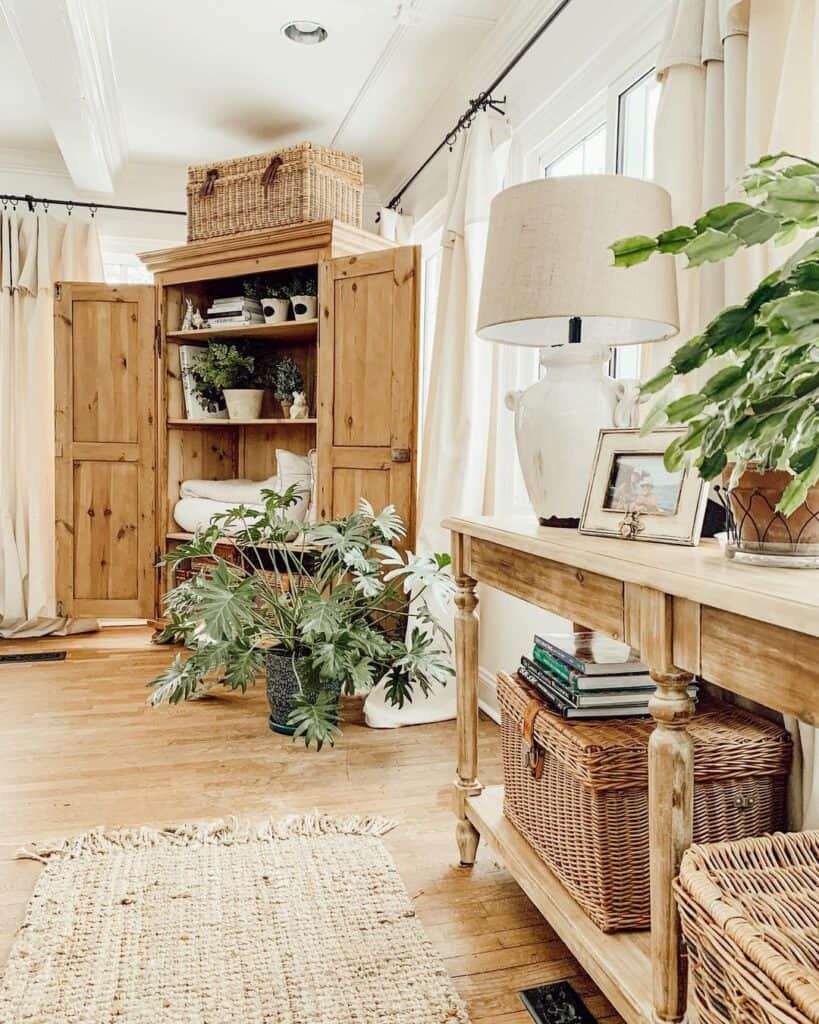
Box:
[165,319,317,344]
[167,418,317,428]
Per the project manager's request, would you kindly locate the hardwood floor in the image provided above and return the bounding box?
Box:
[0,627,621,1023]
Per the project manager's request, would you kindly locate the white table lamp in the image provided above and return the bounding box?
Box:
[477,175,679,525]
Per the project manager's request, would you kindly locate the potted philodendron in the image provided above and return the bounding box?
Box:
[612,152,819,563]
[191,342,264,420]
[289,270,318,321]
[149,492,455,749]
[271,355,304,418]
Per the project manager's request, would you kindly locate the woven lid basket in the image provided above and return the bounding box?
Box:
[500,674,792,789]
[676,831,819,1024]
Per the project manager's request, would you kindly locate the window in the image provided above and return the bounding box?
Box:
[103,255,153,285]
[617,69,661,179]
[545,123,606,177]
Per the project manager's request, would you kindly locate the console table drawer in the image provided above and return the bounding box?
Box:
[465,537,624,638]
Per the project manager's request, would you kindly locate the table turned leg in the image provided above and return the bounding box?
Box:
[648,667,695,1023]
[453,551,482,866]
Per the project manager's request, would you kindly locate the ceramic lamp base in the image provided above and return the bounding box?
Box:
[506,343,639,523]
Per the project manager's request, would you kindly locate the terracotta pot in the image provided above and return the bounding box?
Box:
[722,465,819,550]
[280,400,292,419]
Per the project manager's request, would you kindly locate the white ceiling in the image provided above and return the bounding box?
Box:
[0,0,517,195]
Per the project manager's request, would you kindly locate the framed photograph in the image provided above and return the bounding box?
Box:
[579,428,709,545]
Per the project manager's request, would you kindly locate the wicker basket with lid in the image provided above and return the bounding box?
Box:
[498,670,792,932]
[186,142,364,242]
[676,831,819,1024]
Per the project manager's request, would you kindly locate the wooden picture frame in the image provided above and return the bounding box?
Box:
[579,428,709,546]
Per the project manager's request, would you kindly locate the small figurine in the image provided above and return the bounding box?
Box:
[180,298,194,331]
[618,508,645,541]
[191,307,206,330]
[290,391,309,420]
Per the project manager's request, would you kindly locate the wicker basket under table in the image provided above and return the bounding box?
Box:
[676,831,819,1024]
[498,671,792,933]
[186,142,364,241]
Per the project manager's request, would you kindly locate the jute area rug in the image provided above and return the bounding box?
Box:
[0,814,470,1024]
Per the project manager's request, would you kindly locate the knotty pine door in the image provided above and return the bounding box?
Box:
[54,283,157,617]
[317,247,420,546]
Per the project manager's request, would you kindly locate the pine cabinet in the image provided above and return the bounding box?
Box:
[55,221,420,617]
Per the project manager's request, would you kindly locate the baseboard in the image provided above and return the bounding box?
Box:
[478,666,501,725]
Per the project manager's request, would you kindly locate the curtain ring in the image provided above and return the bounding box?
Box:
[42,200,49,213]
[66,201,74,216]
[90,204,98,218]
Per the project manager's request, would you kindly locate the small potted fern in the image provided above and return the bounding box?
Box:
[290,270,318,321]
[612,152,819,563]
[271,356,304,418]
[150,493,455,749]
[192,342,264,420]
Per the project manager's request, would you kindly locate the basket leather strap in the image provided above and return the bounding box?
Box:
[261,156,283,191]
[199,168,219,197]
[521,699,545,780]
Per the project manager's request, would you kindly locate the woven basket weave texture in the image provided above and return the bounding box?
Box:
[186,142,364,241]
[676,830,819,1024]
[498,671,791,933]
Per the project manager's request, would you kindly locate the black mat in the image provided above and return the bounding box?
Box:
[519,981,596,1023]
[0,651,66,664]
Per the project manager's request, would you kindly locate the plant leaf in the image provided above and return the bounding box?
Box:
[683,228,742,267]
[609,235,658,267]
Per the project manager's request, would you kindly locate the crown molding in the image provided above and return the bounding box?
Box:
[0,147,69,179]
[0,0,127,192]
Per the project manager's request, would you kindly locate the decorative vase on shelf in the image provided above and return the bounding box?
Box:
[279,399,292,419]
[291,295,317,321]
[262,297,290,324]
[223,388,264,420]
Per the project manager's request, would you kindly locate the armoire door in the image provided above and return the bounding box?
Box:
[317,246,420,545]
[54,283,157,617]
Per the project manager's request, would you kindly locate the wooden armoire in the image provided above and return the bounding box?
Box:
[54,221,420,618]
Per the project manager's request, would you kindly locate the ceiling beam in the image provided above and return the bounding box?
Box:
[0,0,126,192]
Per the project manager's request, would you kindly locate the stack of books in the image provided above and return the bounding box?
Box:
[206,296,264,327]
[518,631,697,719]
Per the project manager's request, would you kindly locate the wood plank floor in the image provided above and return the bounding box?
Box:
[0,627,622,1023]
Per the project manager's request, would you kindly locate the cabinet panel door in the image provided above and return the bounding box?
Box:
[318,247,419,545]
[55,284,157,617]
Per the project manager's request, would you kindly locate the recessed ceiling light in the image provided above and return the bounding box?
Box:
[282,20,328,45]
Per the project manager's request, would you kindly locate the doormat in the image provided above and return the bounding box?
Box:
[0,814,470,1024]
[519,980,596,1023]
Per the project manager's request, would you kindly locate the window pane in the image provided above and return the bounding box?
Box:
[546,124,606,178]
[618,70,661,179]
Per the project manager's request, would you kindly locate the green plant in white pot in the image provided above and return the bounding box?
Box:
[192,343,264,420]
[611,152,819,561]
[289,270,318,321]
[149,492,454,749]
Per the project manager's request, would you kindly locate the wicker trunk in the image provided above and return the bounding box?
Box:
[676,831,819,1024]
[498,672,791,933]
[186,142,364,242]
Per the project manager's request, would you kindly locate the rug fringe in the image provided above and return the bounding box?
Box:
[18,813,399,862]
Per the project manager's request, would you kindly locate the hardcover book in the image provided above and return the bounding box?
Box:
[522,657,697,710]
[534,631,648,677]
[531,645,653,691]
[518,661,651,719]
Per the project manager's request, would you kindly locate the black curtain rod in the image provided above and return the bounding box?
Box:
[0,192,185,216]
[386,0,574,210]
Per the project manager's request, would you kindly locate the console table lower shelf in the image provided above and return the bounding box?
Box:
[467,785,652,1024]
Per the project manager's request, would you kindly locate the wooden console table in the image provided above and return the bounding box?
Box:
[445,515,819,1024]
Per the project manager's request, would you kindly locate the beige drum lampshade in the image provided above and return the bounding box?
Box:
[477,175,679,346]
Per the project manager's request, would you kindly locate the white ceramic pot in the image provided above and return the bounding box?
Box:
[223,388,264,420]
[261,297,290,324]
[506,343,639,524]
[290,295,317,321]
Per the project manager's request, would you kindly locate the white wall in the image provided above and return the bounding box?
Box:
[395,0,671,715]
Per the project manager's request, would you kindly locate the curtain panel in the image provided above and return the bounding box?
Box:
[0,211,103,638]
[650,0,819,828]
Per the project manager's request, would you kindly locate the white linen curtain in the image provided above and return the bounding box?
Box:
[0,210,104,638]
[377,207,415,242]
[365,111,513,727]
[648,0,819,828]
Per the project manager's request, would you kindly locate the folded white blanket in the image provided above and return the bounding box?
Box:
[180,477,279,504]
[174,493,309,539]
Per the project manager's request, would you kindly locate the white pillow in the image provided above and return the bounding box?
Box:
[276,448,315,519]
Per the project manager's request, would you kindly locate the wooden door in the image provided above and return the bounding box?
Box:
[317,247,419,544]
[55,283,157,617]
